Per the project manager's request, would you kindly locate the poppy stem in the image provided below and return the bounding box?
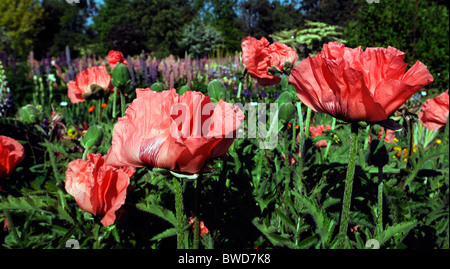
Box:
[120,91,125,117]
[193,175,202,249]
[439,116,449,168]
[112,87,117,118]
[173,177,185,249]
[337,122,359,249]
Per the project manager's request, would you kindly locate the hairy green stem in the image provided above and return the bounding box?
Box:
[120,91,126,117]
[3,211,23,247]
[439,115,449,168]
[173,177,185,249]
[112,87,117,118]
[337,122,359,249]
[193,176,202,249]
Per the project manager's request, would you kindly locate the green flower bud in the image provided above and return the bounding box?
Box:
[111,63,131,90]
[275,91,293,105]
[278,102,296,124]
[178,85,190,95]
[17,104,43,124]
[207,79,227,103]
[80,125,104,150]
[150,82,165,92]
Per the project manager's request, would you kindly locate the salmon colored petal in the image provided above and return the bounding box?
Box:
[0,135,25,179]
[242,36,297,86]
[107,89,244,174]
[65,154,134,227]
[289,42,433,123]
[419,89,449,130]
[67,65,112,103]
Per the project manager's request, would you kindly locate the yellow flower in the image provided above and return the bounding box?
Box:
[436,139,442,144]
[66,128,79,139]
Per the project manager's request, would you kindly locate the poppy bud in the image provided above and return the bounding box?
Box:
[17,104,43,124]
[111,63,131,90]
[150,82,165,92]
[178,85,190,95]
[279,102,295,124]
[80,125,104,150]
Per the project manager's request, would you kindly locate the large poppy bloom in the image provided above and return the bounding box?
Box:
[0,135,25,179]
[65,153,135,227]
[418,89,449,130]
[241,36,298,86]
[67,65,112,103]
[289,42,434,123]
[106,89,244,174]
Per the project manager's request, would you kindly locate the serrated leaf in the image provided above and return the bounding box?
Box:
[375,220,417,247]
[151,227,177,241]
[136,203,177,226]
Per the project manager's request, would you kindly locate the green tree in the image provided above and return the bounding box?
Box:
[345,0,449,91]
[34,0,97,59]
[270,20,346,58]
[179,16,224,58]
[200,0,244,52]
[238,0,303,40]
[300,0,361,27]
[0,0,44,58]
[93,0,196,58]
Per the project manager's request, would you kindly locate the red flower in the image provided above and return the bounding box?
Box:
[106,89,244,174]
[309,125,332,147]
[67,65,113,103]
[241,36,298,86]
[0,135,25,179]
[108,50,128,70]
[189,217,209,236]
[418,89,449,130]
[65,153,135,227]
[289,42,434,123]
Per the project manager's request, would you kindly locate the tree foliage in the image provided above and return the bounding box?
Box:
[179,17,224,58]
[345,0,449,91]
[0,0,44,58]
[270,20,346,58]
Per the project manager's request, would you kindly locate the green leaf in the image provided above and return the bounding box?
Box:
[207,79,227,102]
[135,203,177,227]
[150,227,177,241]
[374,220,417,247]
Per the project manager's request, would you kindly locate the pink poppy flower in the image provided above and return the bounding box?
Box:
[108,50,128,69]
[289,42,434,123]
[309,125,332,147]
[67,65,113,103]
[241,36,298,86]
[0,135,25,179]
[65,153,135,227]
[418,89,449,130]
[106,89,244,174]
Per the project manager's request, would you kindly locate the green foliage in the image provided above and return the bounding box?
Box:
[0,0,44,57]
[179,17,224,58]
[345,0,449,91]
[270,20,346,57]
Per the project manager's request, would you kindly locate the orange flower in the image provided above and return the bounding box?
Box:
[418,89,449,130]
[108,50,128,69]
[88,106,96,113]
[101,103,108,109]
[0,135,25,179]
[289,42,434,123]
[189,217,209,236]
[241,36,298,86]
[106,89,244,174]
[67,65,112,103]
[65,153,135,227]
